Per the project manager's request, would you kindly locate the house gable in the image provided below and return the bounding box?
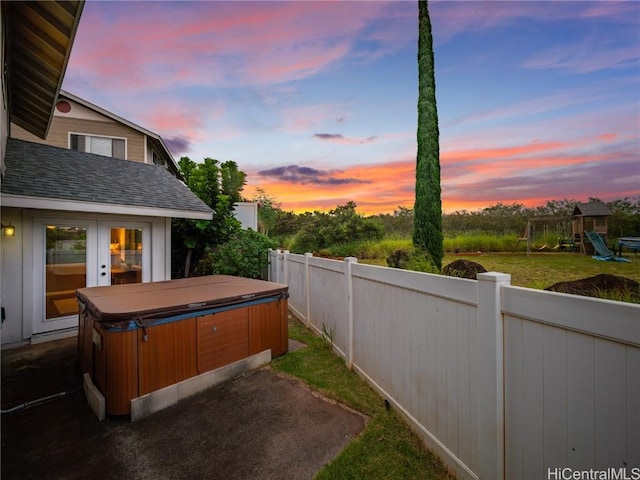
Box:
[11,110,146,163]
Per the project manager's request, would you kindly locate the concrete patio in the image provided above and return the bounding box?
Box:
[1,335,365,479]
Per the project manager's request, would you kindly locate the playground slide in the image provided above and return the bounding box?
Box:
[584,231,630,263]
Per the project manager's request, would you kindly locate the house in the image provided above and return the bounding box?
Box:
[1,1,213,346]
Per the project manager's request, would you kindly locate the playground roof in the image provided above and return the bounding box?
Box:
[572,201,611,217]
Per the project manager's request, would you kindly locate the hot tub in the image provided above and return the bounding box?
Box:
[77,275,288,417]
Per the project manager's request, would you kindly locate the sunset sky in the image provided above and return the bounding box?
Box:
[63,1,640,215]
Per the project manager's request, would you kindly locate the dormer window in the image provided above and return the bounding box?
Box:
[70,134,126,159]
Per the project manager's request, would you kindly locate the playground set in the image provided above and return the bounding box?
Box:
[515,201,638,262]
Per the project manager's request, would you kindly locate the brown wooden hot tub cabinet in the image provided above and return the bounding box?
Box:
[77,275,288,417]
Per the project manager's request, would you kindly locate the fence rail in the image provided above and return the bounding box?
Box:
[268,250,640,479]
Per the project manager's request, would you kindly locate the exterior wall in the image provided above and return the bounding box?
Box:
[0,207,173,345]
[11,114,146,163]
[270,250,640,480]
[1,208,24,344]
[233,202,258,230]
[1,13,10,344]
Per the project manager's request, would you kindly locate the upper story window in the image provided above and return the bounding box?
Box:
[70,134,126,159]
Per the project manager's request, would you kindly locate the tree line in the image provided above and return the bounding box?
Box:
[257,195,640,252]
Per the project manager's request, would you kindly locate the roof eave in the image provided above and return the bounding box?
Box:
[1,193,213,220]
[6,1,85,139]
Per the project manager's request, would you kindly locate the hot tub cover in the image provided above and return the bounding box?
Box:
[76,275,288,327]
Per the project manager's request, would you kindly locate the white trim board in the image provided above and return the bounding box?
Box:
[1,194,212,220]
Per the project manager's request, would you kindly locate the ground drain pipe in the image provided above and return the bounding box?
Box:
[1,388,82,415]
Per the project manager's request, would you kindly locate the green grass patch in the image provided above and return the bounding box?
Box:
[271,318,454,480]
[360,252,640,303]
[447,252,640,289]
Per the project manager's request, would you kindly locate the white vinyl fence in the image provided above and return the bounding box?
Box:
[269,250,640,480]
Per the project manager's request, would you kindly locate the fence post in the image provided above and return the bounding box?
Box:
[275,249,282,284]
[304,253,313,328]
[477,272,510,480]
[344,257,357,370]
[283,250,290,285]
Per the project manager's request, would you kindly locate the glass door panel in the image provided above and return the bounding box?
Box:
[45,225,87,320]
[99,222,149,287]
[33,218,97,335]
[109,227,143,285]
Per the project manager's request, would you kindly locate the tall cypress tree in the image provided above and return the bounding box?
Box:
[413,0,443,269]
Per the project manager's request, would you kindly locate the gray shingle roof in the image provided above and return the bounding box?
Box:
[1,138,212,218]
[572,201,611,217]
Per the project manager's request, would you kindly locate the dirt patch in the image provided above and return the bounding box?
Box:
[442,259,488,279]
[545,273,640,300]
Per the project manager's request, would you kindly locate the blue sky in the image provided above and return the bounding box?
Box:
[63,1,640,214]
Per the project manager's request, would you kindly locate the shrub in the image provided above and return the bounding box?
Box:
[386,249,411,269]
[197,229,276,280]
[329,238,413,259]
[288,202,384,254]
[386,248,439,273]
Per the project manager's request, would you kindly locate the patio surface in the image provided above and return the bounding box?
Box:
[1,336,365,479]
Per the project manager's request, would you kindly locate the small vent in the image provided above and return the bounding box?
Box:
[56,101,71,113]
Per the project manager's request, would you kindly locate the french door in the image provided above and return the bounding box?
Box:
[32,218,150,334]
[98,222,150,287]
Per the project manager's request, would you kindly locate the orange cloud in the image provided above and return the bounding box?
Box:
[441,141,568,164]
[244,132,639,215]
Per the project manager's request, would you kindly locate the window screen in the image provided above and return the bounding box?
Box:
[89,136,112,156]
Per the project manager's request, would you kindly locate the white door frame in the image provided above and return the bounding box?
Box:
[31,217,98,334]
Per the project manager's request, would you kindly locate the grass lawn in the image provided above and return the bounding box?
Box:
[363,251,640,289]
[444,252,640,289]
[269,318,455,480]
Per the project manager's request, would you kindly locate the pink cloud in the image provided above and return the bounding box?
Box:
[137,101,224,139]
[67,1,401,92]
[245,42,351,84]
